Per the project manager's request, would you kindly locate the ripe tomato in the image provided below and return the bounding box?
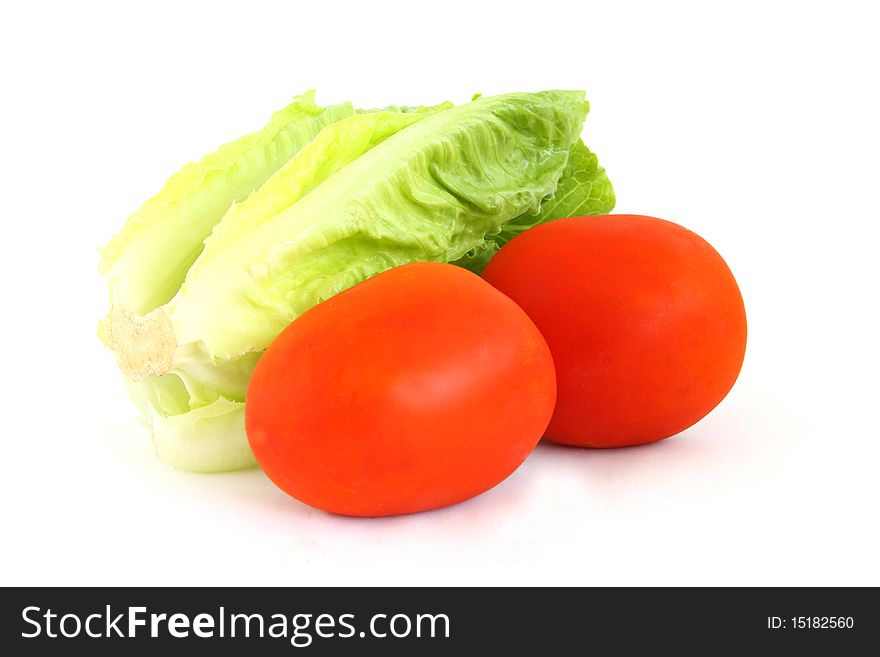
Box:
[246,262,556,516]
[483,215,747,448]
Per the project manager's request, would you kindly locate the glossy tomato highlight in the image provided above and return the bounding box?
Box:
[483,214,747,448]
[246,262,556,516]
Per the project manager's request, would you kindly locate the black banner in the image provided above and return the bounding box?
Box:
[1,587,875,653]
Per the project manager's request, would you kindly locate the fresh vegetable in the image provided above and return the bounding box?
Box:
[99,90,615,472]
[483,214,747,447]
[452,140,615,273]
[164,90,589,360]
[99,91,356,315]
[245,262,557,516]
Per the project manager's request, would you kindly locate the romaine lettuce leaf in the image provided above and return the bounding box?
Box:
[146,397,251,473]
[494,140,616,245]
[99,91,355,314]
[453,140,615,272]
[168,90,589,360]
[105,101,454,471]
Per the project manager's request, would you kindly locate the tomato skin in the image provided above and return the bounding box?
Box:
[483,215,747,448]
[246,262,556,516]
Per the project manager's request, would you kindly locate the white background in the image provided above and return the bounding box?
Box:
[2,0,878,586]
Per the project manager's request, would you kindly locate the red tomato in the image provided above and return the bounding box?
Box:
[246,262,556,516]
[483,215,747,448]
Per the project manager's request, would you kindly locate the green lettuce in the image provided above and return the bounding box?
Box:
[102,100,454,470]
[99,91,356,314]
[453,139,615,272]
[100,90,614,472]
[169,91,588,359]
